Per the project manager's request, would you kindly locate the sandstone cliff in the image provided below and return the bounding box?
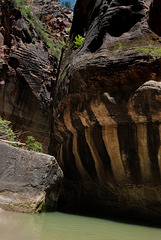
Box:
[0,0,72,152]
[50,0,161,221]
[1,0,161,222]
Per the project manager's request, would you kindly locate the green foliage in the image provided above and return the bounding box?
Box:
[0,117,42,152]
[136,44,161,60]
[26,136,42,152]
[11,0,63,58]
[0,117,16,141]
[74,35,85,49]
[67,27,71,35]
[62,1,71,9]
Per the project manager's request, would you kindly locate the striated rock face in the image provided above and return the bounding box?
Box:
[0,0,72,152]
[0,142,63,213]
[51,0,161,221]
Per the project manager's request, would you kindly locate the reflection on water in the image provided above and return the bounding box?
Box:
[0,209,161,240]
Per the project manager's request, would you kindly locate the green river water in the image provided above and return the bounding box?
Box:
[0,210,161,240]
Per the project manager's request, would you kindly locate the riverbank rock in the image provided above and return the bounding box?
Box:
[50,0,161,222]
[0,142,63,213]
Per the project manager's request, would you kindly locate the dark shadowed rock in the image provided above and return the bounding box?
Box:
[50,0,161,222]
[148,0,161,36]
[0,142,63,212]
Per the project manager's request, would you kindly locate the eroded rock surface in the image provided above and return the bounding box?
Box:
[0,0,72,152]
[50,0,161,221]
[30,0,73,42]
[0,142,63,212]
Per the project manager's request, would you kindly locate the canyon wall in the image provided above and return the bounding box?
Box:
[1,0,161,222]
[51,0,161,221]
[0,0,72,152]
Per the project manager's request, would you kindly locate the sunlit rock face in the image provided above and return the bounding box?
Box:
[27,0,73,42]
[51,0,161,221]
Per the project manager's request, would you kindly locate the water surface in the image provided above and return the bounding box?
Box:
[0,210,161,240]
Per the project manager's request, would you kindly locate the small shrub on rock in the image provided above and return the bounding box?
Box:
[26,136,42,152]
[0,117,16,141]
[74,35,85,49]
[0,117,42,152]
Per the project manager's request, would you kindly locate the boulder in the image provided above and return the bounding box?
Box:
[0,142,63,212]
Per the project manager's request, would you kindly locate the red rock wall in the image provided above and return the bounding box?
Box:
[0,0,72,152]
[51,0,161,221]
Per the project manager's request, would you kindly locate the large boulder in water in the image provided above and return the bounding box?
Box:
[0,142,63,213]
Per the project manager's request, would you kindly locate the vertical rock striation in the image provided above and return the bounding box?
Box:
[51,0,161,221]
